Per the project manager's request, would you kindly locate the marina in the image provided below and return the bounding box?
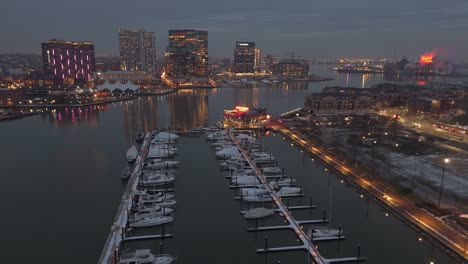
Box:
[0,73,463,263]
[99,131,180,264]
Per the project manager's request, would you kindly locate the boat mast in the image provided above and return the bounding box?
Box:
[328,171,332,230]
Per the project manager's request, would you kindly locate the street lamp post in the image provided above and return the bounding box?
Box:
[438,157,450,208]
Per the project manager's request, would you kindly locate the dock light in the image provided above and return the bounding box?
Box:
[395,144,399,147]
[360,194,364,198]
[444,158,450,164]
[385,132,388,135]
[291,143,294,146]
[341,180,344,183]
[418,237,423,242]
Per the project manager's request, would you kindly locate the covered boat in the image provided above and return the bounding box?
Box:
[126,145,138,162]
[244,207,275,219]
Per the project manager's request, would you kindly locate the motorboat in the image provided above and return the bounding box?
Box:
[243,194,272,203]
[147,147,176,159]
[153,132,179,143]
[140,174,175,186]
[240,187,269,197]
[215,146,240,159]
[138,198,177,208]
[133,207,174,220]
[127,145,138,162]
[121,166,131,180]
[244,207,275,219]
[129,215,174,228]
[146,160,179,169]
[276,187,301,197]
[274,178,296,187]
[119,249,175,264]
[136,130,145,142]
[261,167,283,175]
[231,175,259,186]
[307,227,342,239]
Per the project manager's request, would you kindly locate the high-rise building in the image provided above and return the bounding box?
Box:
[165,29,208,78]
[41,39,96,81]
[234,42,259,74]
[118,29,156,73]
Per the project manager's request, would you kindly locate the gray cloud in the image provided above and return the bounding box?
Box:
[0,0,467,61]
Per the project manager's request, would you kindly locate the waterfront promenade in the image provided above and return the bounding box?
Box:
[271,123,468,262]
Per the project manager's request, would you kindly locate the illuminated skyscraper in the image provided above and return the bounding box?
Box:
[234,42,259,74]
[165,29,208,78]
[41,39,96,81]
[118,29,156,73]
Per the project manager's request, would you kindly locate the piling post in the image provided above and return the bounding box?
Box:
[310,197,313,208]
[264,235,268,250]
[357,244,361,261]
[338,224,342,238]
[323,209,326,221]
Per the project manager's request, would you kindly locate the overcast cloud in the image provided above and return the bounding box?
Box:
[1,0,467,61]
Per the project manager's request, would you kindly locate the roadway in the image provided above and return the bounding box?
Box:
[270,123,468,261]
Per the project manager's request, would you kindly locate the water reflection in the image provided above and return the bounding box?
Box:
[168,89,210,130]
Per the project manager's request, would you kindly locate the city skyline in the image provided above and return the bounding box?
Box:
[1,0,468,61]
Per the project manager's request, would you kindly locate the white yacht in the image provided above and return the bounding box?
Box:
[153,132,179,143]
[231,175,259,186]
[133,207,174,220]
[146,160,179,169]
[240,187,269,197]
[261,166,283,175]
[129,215,173,228]
[307,227,342,239]
[137,199,177,209]
[244,207,275,219]
[126,145,138,162]
[119,249,175,264]
[121,166,131,180]
[276,187,301,197]
[140,174,175,186]
[243,194,272,203]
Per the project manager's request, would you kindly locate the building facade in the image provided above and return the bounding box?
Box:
[118,29,156,73]
[233,42,259,74]
[41,39,96,81]
[165,29,208,78]
[271,60,310,76]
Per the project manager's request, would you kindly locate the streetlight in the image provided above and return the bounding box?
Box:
[438,157,450,207]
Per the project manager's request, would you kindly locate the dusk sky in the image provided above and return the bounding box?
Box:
[1,0,468,61]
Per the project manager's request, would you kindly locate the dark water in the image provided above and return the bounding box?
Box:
[0,66,462,263]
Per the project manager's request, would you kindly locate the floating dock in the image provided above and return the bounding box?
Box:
[228,131,365,264]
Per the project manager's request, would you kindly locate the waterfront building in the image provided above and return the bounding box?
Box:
[305,87,378,114]
[270,60,310,76]
[233,42,259,74]
[165,29,208,79]
[223,105,270,128]
[118,29,156,73]
[41,39,96,81]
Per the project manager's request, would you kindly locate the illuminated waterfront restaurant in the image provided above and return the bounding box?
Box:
[223,106,271,128]
[41,39,96,81]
